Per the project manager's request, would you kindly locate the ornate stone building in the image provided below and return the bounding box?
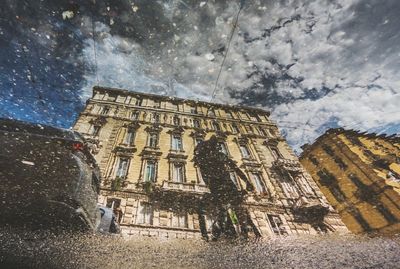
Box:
[300,128,400,234]
[73,86,347,239]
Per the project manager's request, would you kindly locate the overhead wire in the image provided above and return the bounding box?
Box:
[91,4,100,86]
[209,0,245,102]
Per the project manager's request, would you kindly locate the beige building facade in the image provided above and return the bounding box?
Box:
[73,86,347,239]
[300,129,400,234]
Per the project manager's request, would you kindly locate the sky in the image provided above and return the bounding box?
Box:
[1,0,399,153]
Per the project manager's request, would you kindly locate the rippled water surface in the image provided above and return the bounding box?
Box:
[1,228,399,269]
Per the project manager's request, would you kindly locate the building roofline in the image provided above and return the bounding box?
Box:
[300,127,400,159]
[92,86,271,116]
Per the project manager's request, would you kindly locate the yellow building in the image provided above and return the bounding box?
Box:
[300,128,400,234]
[73,86,347,239]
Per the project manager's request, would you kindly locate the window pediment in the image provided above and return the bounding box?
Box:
[145,125,162,133]
[122,121,140,129]
[190,129,206,138]
[89,117,107,126]
[263,138,279,147]
[167,126,185,134]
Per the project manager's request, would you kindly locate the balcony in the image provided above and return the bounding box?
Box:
[140,146,162,157]
[292,196,329,222]
[167,150,188,160]
[161,181,210,194]
[272,159,303,173]
[113,144,137,155]
[149,181,210,208]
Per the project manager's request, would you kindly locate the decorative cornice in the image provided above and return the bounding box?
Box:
[89,116,107,126]
[144,125,162,133]
[189,129,206,138]
[167,151,188,160]
[113,145,137,156]
[122,121,141,129]
[166,126,185,134]
[140,147,162,158]
[272,158,302,174]
[92,86,271,116]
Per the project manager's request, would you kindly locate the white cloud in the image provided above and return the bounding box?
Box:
[79,0,400,152]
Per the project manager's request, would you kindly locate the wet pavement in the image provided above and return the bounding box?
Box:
[1,228,399,269]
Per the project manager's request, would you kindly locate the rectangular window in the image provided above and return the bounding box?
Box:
[267,214,286,235]
[130,111,139,120]
[135,98,142,106]
[116,158,129,178]
[270,147,282,160]
[259,128,268,137]
[172,213,188,228]
[298,175,314,195]
[231,124,239,133]
[153,113,160,123]
[153,100,161,108]
[90,125,101,136]
[144,161,156,182]
[208,109,216,117]
[100,106,110,115]
[190,107,197,114]
[226,111,233,118]
[173,116,181,126]
[240,112,249,120]
[125,128,135,146]
[173,163,185,183]
[229,172,240,189]
[245,125,253,133]
[106,198,122,223]
[196,167,204,184]
[281,174,300,198]
[248,112,261,122]
[193,119,201,128]
[136,202,153,225]
[212,121,220,131]
[172,135,183,150]
[148,133,158,148]
[252,173,266,193]
[218,142,228,155]
[107,95,116,102]
[195,138,203,146]
[240,145,251,159]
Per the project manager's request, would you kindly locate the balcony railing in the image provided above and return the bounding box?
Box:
[161,181,210,194]
[272,158,302,173]
[292,196,329,220]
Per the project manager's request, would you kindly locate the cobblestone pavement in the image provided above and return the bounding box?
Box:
[1,228,399,269]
